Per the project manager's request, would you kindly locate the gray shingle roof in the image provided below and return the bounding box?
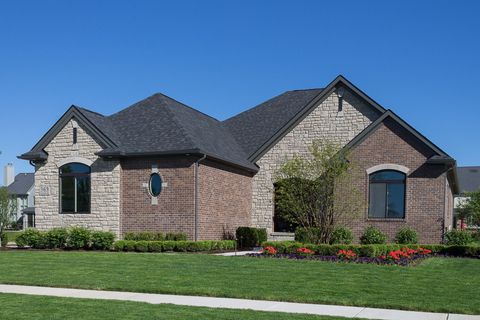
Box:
[7,173,34,195]
[457,166,480,194]
[223,89,323,157]
[78,93,257,171]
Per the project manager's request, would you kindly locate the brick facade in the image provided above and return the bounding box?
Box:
[344,118,451,243]
[120,157,253,240]
[198,160,253,240]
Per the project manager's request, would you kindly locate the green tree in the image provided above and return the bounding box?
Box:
[457,190,480,226]
[274,140,363,243]
[0,187,16,246]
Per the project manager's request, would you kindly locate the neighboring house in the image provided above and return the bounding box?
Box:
[454,166,480,228]
[19,75,458,243]
[5,170,35,228]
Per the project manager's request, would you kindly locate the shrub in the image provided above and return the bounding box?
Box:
[15,228,46,248]
[0,233,7,247]
[113,240,126,251]
[330,226,353,245]
[154,232,165,241]
[174,241,188,252]
[124,240,136,251]
[134,241,150,252]
[360,226,387,244]
[45,228,68,249]
[165,232,187,241]
[90,231,115,250]
[148,241,163,252]
[66,227,91,250]
[124,232,137,241]
[395,227,418,244]
[236,227,267,248]
[295,227,321,244]
[162,241,176,251]
[444,229,474,245]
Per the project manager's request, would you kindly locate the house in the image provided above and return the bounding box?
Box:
[4,164,35,228]
[19,75,458,243]
[454,166,480,228]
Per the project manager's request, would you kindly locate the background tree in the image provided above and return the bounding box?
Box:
[274,140,363,243]
[0,187,16,246]
[457,190,480,227]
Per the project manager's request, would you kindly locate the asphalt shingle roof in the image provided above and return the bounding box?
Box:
[78,93,257,171]
[457,166,480,194]
[223,89,323,157]
[7,173,34,195]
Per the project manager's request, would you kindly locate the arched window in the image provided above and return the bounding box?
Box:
[368,170,406,219]
[60,163,91,213]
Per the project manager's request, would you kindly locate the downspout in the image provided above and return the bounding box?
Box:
[194,154,207,241]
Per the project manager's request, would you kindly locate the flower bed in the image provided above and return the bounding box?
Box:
[249,245,438,266]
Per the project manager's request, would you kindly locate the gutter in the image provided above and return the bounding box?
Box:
[194,154,207,241]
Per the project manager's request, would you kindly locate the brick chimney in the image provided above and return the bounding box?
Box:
[3,163,14,186]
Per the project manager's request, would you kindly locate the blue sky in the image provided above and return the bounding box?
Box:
[0,0,479,181]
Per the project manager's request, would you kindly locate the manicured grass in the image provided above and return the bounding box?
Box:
[0,293,343,320]
[0,251,478,314]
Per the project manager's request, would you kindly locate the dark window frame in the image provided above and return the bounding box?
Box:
[368,170,406,219]
[149,173,162,197]
[59,163,91,214]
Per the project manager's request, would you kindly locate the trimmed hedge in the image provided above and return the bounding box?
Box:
[124,231,187,241]
[261,241,480,258]
[15,227,115,250]
[113,240,236,253]
[236,227,267,248]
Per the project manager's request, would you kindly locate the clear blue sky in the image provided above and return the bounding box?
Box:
[1,0,479,181]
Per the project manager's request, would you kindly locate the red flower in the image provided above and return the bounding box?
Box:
[262,246,277,255]
[337,249,357,260]
[417,247,432,255]
[296,247,315,255]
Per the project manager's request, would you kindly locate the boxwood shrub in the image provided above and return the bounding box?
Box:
[236,227,267,248]
[112,240,235,253]
[330,226,354,245]
[395,227,418,244]
[360,226,387,244]
[15,227,115,250]
[444,229,474,245]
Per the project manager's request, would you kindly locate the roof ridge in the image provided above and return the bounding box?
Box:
[154,92,220,122]
[160,97,198,149]
[76,106,105,117]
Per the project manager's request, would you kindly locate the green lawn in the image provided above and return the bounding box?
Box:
[0,251,478,314]
[0,293,344,320]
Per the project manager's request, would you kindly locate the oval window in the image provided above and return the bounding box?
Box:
[149,173,162,197]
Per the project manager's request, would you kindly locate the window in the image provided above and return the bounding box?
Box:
[149,173,162,197]
[60,163,90,213]
[368,170,406,219]
[73,128,77,144]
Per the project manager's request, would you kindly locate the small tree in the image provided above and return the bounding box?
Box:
[274,140,364,243]
[0,187,16,246]
[457,190,480,227]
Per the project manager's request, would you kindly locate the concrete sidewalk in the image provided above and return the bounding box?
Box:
[0,284,478,320]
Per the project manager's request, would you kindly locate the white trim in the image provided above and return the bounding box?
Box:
[56,157,93,168]
[366,164,410,175]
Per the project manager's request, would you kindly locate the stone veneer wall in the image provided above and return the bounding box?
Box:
[252,89,380,233]
[346,118,448,243]
[198,160,253,240]
[34,119,121,236]
[120,157,196,239]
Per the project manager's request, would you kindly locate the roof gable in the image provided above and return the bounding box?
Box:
[225,75,386,162]
[19,106,117,161]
